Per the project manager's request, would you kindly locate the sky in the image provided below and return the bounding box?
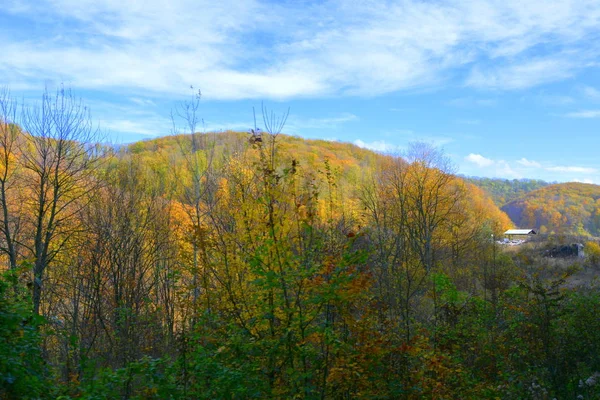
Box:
[1,0,600,183]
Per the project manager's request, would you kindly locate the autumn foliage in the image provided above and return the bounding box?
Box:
[502,182,600,236]
[0,90,598,399]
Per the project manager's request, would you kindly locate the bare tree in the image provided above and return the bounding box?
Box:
[171,88,222,324]
[361,142,461,342]
[20,86,103,315]
[0,88,23,270]
[404,142,459,273]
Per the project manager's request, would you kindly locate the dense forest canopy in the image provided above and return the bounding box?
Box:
[502,182,600,236]
[465,177,551,206]
[0,88,599,399]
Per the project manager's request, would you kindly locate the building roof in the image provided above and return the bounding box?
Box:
[504,229,537,235]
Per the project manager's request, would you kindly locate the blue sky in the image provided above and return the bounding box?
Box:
[1,0,600,182]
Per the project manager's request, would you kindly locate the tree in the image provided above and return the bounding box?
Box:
[403,142,459,274]
[361,143,462,342]
[171,89,219,324]
[0,269,50,398]
[20,86,102,315]
[0,88,22,271]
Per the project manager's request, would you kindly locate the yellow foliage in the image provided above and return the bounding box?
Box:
[585,241,600,265]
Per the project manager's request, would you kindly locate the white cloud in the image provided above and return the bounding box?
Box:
[130,98,156,107]
[100,119,165,136]
[465,153,495,167]
[462,155,521,178]
[1,0,600,100]
[564,110,600,118]
[460,154,600,182]
[582,86,600,99]
[495,160,521,179]
[573,178,596,184]
[466,57,579,90]
[354,139,400,153]
[517,158,542,168]
[536,94,574,105]
[377,129,454,147]
[284,113,358,135]
[297,113,358,129]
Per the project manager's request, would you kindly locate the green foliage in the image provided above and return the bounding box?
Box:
[466,177,550,206]
[178,321,269,399]
[0,120,598,399]
[58,357,180,400]
[0,268,50,399]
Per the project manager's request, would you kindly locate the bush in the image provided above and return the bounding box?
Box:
[0,269,51,399]
[584,241,600,267]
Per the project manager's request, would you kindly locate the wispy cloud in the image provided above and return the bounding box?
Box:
[546,166,597,174]
[564,110,600,118]
[354,139,401,154]
[130,98,157,107]
[1,0,600,100]
[517,158,542,168]
[465,153,494,167]
[534,94,575,106]
[462,153,598,181]
[573,178,597,184]
[100,119,164,136]
[466,57,580,90]
[284,112,358,135]
[377,128,454,148]
[582,86,600,99]
[296,113,358,130]
[463,154,521,178]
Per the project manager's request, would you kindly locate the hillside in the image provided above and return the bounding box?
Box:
[123,131,512,233]
[466,177,550,206]
[0,105,596,399]
[126,131,381,186]
[501,182,600,236]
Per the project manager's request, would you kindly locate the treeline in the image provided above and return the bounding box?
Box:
[1,89,599,399]
[466,177,550,206]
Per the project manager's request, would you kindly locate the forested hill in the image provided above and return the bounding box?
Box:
[465,177,550,206]
[124,130,513,232]
[126,131,381,187]
[501,182,600,236]
[1,97,598,398]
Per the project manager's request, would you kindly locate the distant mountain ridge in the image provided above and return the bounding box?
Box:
[465,177,550,207]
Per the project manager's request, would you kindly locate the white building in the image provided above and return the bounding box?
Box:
[504,229,537,240]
